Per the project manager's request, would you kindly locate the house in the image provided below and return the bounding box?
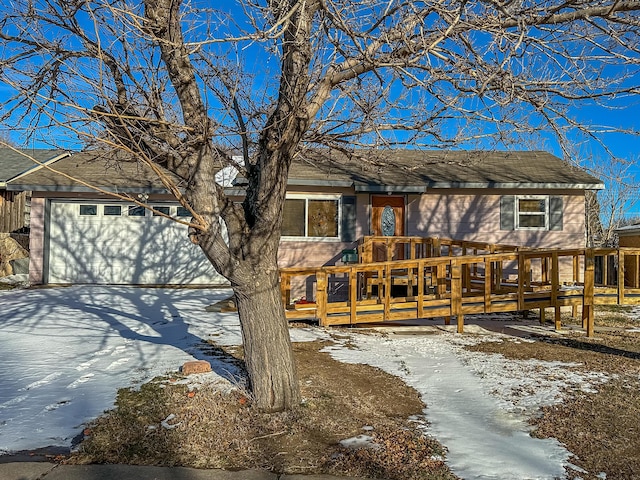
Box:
[274,149,604,269]
[615,223,640,287]
[7,149,604,286]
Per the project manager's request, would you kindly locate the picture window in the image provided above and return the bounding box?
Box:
[282,196,339,239]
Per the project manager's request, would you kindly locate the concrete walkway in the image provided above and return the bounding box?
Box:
[0,462,370,480]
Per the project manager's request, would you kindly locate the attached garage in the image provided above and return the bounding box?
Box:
[6,150,232,286]
[46,201,226,285]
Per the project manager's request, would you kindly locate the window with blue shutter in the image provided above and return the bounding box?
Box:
[341,196,357,242]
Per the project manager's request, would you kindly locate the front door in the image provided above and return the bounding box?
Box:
[371,195,405,260]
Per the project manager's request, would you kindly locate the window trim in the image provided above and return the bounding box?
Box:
[281,193,342,242]
[515,195,549,230]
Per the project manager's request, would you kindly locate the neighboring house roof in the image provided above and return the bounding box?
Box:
[0,148,68,189]
[278,150,604,192]
[615,224,640,236]
[8,148,604,194]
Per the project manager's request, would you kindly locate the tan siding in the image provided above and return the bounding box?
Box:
[278,241,354,268]
[408,191,586,249]
[28,197,45,285]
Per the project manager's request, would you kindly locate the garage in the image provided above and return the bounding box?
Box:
[47,201,227,285]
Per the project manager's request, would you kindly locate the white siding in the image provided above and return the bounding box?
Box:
[47,201,227,285]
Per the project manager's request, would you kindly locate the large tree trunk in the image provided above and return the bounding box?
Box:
[232,262,300,412]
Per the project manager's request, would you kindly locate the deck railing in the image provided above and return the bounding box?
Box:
[280,239,640,337]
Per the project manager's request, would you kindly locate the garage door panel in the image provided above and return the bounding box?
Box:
[48,202,227,285]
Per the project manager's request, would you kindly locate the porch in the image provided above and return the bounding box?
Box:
[280,236,640,337]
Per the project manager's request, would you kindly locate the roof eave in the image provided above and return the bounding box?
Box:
[425,182,605,190]
[5,184,172,194]
[354,184,428,193]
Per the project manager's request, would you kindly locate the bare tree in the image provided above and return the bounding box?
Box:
[585,156,640,247]
[1,0,640,411]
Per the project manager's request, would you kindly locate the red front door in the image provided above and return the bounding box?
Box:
[371,195,405,261]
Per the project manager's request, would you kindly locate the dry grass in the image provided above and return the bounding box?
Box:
[467,306,640,480]
[71,305,640,479]
[71,340,456,480]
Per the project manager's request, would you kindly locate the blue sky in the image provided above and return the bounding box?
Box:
[1,0,639,216]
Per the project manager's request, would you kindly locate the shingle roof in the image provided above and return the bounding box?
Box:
[0,148,68,187]
[8,148,604,193]
[6,150,183,193]
[283,150,604,191]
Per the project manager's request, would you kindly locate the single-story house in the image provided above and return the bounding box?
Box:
[273,149,604,268]
[7,149,604,286]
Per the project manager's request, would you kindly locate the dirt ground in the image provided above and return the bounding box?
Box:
[72,340,457,480]
[71,306,640,480]
[468,310,640,480]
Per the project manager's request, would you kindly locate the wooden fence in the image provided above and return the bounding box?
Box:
[0,191,27,233]
[280,236,640,337]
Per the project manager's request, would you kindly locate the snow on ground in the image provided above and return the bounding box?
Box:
[325,328,609,480]
[0,286,615,479]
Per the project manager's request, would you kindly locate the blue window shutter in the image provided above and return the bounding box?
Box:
[549,196,563,231]
[500,196,515,230]
[341,196,357,242]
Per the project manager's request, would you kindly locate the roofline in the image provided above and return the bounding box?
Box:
[15,181,603,194]
[420,181,605,190]
[354,185,427,193]
[233,178,605,192]
[5,184,172,194]
[286,179,354,188]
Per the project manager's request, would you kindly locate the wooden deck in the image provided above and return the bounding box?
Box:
[280,236,640,337]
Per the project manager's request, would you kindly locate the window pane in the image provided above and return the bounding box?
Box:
[519,214,546,228]
[518,199,545,213]
[128,205,146,217]
[282,199,305,236]
[104,205,122,216]
[153,206,170,216]
[308,200,338,237]
[79,205,97,216]
[176,206,190,217]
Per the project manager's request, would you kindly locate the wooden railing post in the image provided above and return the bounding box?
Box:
[433,237,441,257]
[417,259,425,318]
[484,259,492,312]
[316,271,328,327]
[280,273,291,309]
[571,253,579,317]
[518,253,525,311]
[451,260,464,333]
[384,262,392,321]
[349,266,357,325]
[618,250,625,305]
[552,252,561,331]
[584,249,595,337]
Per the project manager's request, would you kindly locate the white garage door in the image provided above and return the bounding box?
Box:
[47,201,228,285]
